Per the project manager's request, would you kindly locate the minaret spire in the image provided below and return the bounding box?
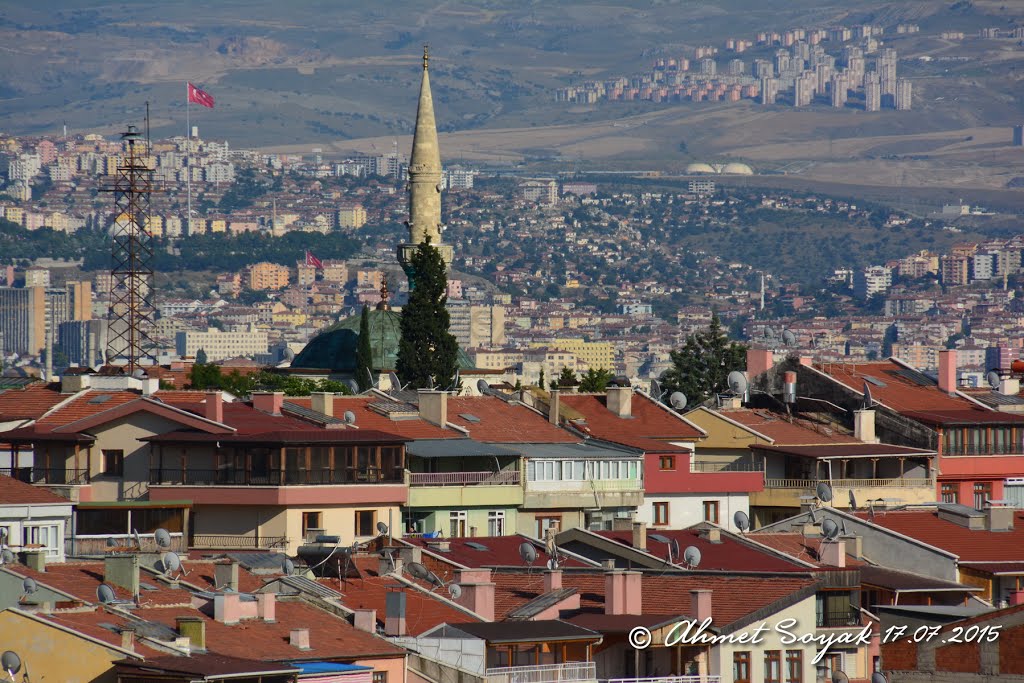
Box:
[399,44,452,280]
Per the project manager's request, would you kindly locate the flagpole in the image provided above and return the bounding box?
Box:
[186,82,192,237]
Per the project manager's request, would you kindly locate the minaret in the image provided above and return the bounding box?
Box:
[399,45,453,280]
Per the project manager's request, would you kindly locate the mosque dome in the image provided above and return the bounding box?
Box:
[721,162,754,175]
[685,163,716,174]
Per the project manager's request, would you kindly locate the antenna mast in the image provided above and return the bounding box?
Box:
[103,125,158,372]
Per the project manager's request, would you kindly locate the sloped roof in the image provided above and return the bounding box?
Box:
[559,393,704,449]
[447,396,578,443]
[0,474,72,505]
[0,382,66,421]
[287,395,457,439]
[852,509,1024,563]
[716,408,855,445]
[2,562,195,607]
[115,654,299,678]
[401,535,596,569]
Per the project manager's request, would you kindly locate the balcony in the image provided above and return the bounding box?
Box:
[407,470,524,509]
[1,466,90,485]
[191,534,288,550]
[149,468,403,486]
[752,477,936,508]
[764,477,933,489]
[944,444,1024,457]
[606,678,721,683]
[524,478,644,510]
[690,461,764,473]
[817,608,861,629]
[486,662,596,683]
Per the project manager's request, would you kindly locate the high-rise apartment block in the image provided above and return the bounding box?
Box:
[245,262,290,291]
[753,59,773,79]
[831,74,849,108]
[864,73,882,112]
[1013,124,1024,147]
[337,205,367,229]
[794,72,815,107]
[760,77,779,105]
[853,265,893,299]
[895,79,913,111]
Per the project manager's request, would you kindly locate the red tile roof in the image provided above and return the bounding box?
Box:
[33,390,141,428]
[287,396,456,440]
[402,535,595,570]
[0,474,71,505]
[2,561,195,607]
[754,443,936,458]
[717,408,854,445]
[596,528,812,572]
[490,569,816,628]
[853,509,1024,562]
[447,396,578,443]
[560,394,704,449]
[745,533,865,568]
[36,609,165,658]
[0,382,67,420]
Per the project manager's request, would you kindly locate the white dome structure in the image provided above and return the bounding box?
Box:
[721,162,754,175]
[685,163,716,174]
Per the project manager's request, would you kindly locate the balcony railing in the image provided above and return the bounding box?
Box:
[764,477,933,489]
[191,534,288,550]
[149,468,403,486]
[817,608,861,629]
[486,662,596,683]
[945,444,1024,457]
[690,461,765,473]
[0,467,90,485]
[409,471,521,486]
[606,677,721,683]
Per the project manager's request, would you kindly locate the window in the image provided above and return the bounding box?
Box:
[733,651,751,683]
[974,482,993,510]
[659,455,676,471]
[785,650,803,683]
[764,650,782,683]
[101,449,124,477]
[373,672,388,683]
[941,483,959,504]
[450,511,467,537]
[302,512,322,538]
[653,502,669,526]
[488,510,505,536]
[536,516,561,538]
[355,510,376,537]
[702,500,720,524]
[816,653,842,683]
[23,524,60,558]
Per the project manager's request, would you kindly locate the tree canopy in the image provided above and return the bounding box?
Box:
[659,313,748,407]
[395,242,459,389]
[188,364,351,397]
[355,305,374,392]
[578,368,614,393]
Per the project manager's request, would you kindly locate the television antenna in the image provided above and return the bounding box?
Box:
[733,510,750,533]
[669,392,687,411]
[727,370,749,396]
[816,482,834,504]
[682,546,702,569]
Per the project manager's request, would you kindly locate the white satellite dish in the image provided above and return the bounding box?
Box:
[816,482,834,503]
[343,410,357,425]
[519,542,538,567]
[477,379,490,394]
[669,392,687,410]
[782,329,797,346]
[344,379,359,394]
[1,651,22,676]
[449,583,463,600]
[733,510,750,532]
[822,519,840,540]
[727,371,749,395]
[161,551,182,574]
[97,583,117,604]
[546,557,558,570]
[988,370,1002,389]
[0,549,14,565]
[683,546,702,568]
[21,577,37,596]
[281,557,295,576]
[862,382,874,410]
[133,528,143,550]
[154,528,172,549]
[388,372,405,392]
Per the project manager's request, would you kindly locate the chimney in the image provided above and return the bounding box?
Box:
[604,570,642,616]
[799,356,814,367]
[311,391,334,417]
[176,617,205,650]
[104,555,139,596]
[848,535,864,560]
[60,373,90,394]
[453,568,495,621]
[23,550,46,573]
[746,348,774,378]
[256,592,276,622]
[120,627,136,652]
[938,350,957,394]
[820,539,847,568]
[205,391,223,423]
[214,562,239,592]
[353,608,377,633]
[700,527,722,544]
[606,386,632,418]
[988,505,1015,532]
[385,589,407,636]
[999,377,1021,396]
[632,521,647,550]
[549,389,561,425]
[141,377,159,396]
[289,628,311,651]
[214,592,242,625]
[854,409,878,444]
[252,391,284,415]
[544,570,562,592]
[690,589,712,622]
[721,395,742,410]
[418,390,448,427]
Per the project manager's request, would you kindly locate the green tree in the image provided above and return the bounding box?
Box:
[579,368,614,393]
[355,305,374,392]
[556,366,578,388]
[195,348,208,365]
[660,313,748,406]
[538,368,545,389]
[396,242,459,389]
[188,361,222,390]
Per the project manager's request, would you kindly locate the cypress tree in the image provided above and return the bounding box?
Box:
[396,242,458,389]
[355,305,374,392]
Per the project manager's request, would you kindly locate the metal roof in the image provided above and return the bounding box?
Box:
[407,439,522,459]
[280,575,344,599]
[521,441,642,459]
[436,620,601,643]
[283,400,346,425]
[507,588,579,619]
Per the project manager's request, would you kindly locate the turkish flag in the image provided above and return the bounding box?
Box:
[305,251,324,270]
[187,83,215,109]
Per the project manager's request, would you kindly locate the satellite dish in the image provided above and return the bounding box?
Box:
[281,557,295,576]
[477,379,490,395]
[871,673,889,683]
[841,519,849,536]
[154,528,172,548]
[106,536,118,548]
[0,550,14,564]
[670,538,681,562]
[97,583,116,604]
[406,562,430,581]
[162,551,181,573]
[669,392,687,410]
[344,379,359,394]
[519,542,538,566]
[727,371,749,395]
[832,672,850,683]
[765,326,777,338]
[22,577,37,595]
[649,379,663,399]
[862,381,874,410]
[426,571,444,588]
[816,482,834,503]
[848,490,858,510]
[782,329,797,346]
[388,372,403,392]
[734,510,750,532]
[132,368,146,379]
[1,651,21,675]
[343,410,357,425]
[283,348,296,361]
[988,370,1001,389]
[546,557,559,570]
[822,519,840,540]
[133,528,143,550]
[448,583,463,600]
[683,546,702,568]
[377,521,389,535]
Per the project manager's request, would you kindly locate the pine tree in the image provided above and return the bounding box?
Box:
[355,305,373,392]
[556,366,578,388]
[660,313,748,406]
[195,348,208,365]
[579,368,614,393]
[396,242,459,389]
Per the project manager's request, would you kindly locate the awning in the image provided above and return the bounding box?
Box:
[407,439,521,459]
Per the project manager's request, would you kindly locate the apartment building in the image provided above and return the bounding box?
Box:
[175,325,269,361]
